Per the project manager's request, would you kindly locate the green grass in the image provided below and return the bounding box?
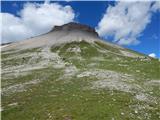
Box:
[2,71,159,120]
[2,41,160,120]
[1,47,41,59]
[95,41,121,53]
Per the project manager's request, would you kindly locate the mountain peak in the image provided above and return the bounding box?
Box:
[51,22,99,37]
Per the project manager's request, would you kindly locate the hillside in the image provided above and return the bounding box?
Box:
[1,22,160,120]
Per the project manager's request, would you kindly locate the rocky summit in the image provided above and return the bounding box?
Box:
[1,22,160,120]
[52,22,99,37]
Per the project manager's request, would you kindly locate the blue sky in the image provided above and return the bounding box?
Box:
[1,1,160,58]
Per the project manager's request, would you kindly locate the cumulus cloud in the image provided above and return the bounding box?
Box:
[96,1,160,45]
[1,2,75,43]
[149,53,156,58]
[151,1,160,12]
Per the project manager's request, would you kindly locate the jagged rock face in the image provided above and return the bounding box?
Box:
[51,22,99,37]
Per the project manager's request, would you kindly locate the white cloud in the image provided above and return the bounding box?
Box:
[149,53,156,58]
[1,2,75,43]
[96,1,160,45]
[151,1,160,12]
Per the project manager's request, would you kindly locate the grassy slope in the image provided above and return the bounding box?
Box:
[1,41,160,120]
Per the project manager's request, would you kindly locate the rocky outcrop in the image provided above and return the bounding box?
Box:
[51,22,99,37]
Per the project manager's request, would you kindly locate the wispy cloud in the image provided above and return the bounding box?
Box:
[1,2,75,43]
[96,1,160,46]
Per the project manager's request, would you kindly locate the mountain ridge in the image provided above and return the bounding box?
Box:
[51,22,99,37]
[2,22,122,52]
[1,22,160,120]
